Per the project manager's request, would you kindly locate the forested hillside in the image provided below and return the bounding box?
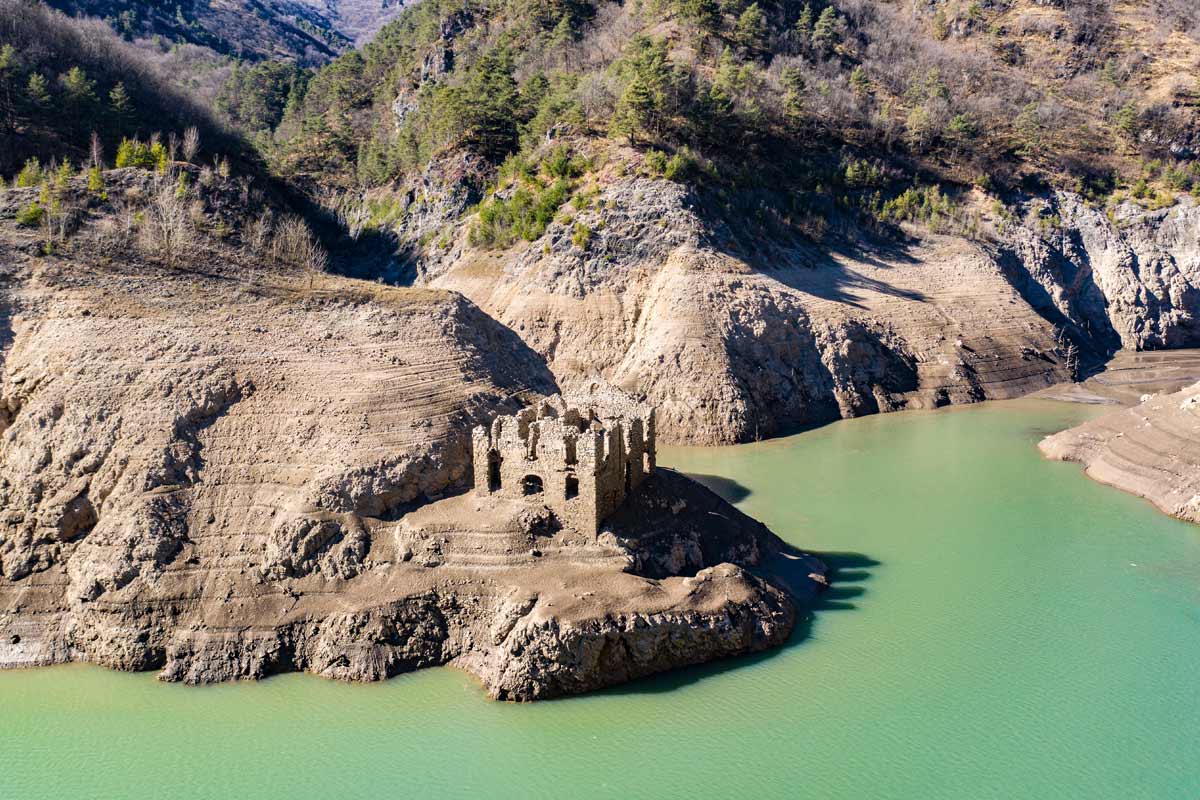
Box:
[0,0,1197,443]
[43,0,348,64]
[0,0,253,174]
[264,0,1198,214]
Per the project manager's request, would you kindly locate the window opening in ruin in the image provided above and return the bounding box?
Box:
[488,451,502,492]
[565,475,579,500]
[521,474,544,496]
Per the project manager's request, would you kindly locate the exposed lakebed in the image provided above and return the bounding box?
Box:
[2,399,1197,799]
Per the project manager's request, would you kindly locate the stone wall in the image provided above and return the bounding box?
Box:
[471,391,656,535]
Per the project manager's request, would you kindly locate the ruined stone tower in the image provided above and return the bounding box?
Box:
[470,390,656,536]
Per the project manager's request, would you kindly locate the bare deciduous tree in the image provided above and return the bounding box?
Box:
[89,130,103,168]
[138,178,194,265]
[182,126,200,162]
[248,210,273,255]
[272,214,328,272]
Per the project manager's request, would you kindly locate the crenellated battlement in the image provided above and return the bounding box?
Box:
[471,388,656,536]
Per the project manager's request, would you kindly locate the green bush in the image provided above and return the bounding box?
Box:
[843,158,885,188]
[471,177,573,248]
[16,201,44,227]
[86,165,107,199]
[543,145,584,179]
[571,222,592,249]
[879,185,956,229]
[645,149,668,175]
[114,138,169,170]
[664,148,698,182]
[15,158,43,188]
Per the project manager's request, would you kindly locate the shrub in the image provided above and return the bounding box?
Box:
[645,149,668,175]
[844,159,885,188]
[471,178,573,248]
[53,160,73,192]
[138,180,194,264]
[15,158,43,188]
[571,222,592,249]
[16,201,44,226]
[115,138,158,169]
[543,145,584,179]
[664,148,698,182]
[880,185,957,230]
[272,215,328,271]
[87,165,104,194]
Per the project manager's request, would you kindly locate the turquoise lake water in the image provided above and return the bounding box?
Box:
[2,399,1198,799]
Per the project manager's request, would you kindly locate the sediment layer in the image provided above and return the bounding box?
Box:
[1040,381,1200,524]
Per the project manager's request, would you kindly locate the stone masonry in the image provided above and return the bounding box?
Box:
[471,391,656,535]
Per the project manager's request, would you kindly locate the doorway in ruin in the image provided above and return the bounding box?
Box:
[521,474,544,496]
[488,451,502,492]
[565,475,579,500]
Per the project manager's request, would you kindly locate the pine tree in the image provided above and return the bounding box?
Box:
[734,3,768,56]
[795,4,814,41]
[25,73,50,109]
[1114,101,1139,143]
[812,7,840,53]
[549,14,573,50]
[108,81,132,129]
[679,0,721,36]
[61,66,97,108]
[115,137,137,168]
[610,75,656,144]
[850,66,870,96]
[0,44,16,137]
[782,66,806,121]
[609,37,673,143]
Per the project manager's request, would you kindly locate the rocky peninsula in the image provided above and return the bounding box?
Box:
[1040,376,1200,526]
[0,177,824,697]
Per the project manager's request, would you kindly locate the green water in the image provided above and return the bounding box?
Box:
[3,399,1198,799]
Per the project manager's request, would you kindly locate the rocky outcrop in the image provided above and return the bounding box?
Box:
[475,564,796,701]
[996,191,1200,353]
[0,204,826,698]
[425,149,1058,443]
[1040,380,1200,524]
[420,146,1200,444]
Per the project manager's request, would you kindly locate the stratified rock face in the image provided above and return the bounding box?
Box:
[997,191,1200,353]
[0,260,552,588]
[1040,381,1200,525]
[0,253,825,698]
[424,145,1200,445]
[430,180,1057,444]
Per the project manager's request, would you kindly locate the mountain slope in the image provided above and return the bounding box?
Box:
[43,0,350,64]
[260,0,1198,444]
[0,1,254,174]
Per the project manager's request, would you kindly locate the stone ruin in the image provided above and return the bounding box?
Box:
[471,389,656,536]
